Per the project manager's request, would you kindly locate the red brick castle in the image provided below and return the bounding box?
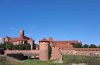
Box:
[2,30,80,49]
[3,30,34,49]
[3,30,100,62]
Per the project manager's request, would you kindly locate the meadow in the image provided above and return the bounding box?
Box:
[0,55,100,65]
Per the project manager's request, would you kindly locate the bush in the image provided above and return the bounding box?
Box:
[0,42,31,50]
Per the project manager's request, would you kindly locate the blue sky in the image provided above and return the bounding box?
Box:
[0,0,100,45]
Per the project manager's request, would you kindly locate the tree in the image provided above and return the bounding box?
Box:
[0,41,31,50]
[0,43,4,49]
[48,44,52,59]
[24,43,31,50]
[83,44,89,48]
[19,44,25,50]
[89,44,97,48]
[3,42,14,50]
[13,44,19,50]
[18,43,31,50]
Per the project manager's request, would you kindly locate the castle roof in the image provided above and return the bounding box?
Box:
[39,38,49,42]
[53,40,80,44]
[4,36,33,42]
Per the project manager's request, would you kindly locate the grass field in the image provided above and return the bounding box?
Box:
[0,55,100,65]
[63,55,100,65]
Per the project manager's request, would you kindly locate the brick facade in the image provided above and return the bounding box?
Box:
[2,30,34,49]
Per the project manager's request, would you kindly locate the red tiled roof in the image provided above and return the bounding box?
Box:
[53,41,80,44]
[20,36,30,40]
[8,36,32,42]
[9,38,20,42]
[39,38,49,42]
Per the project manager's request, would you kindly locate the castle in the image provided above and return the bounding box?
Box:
[3,30,34,49]
[3,30,100,61]
[3,30,80,49]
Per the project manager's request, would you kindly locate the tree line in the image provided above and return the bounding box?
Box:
[73,43,100,48]
[0,42,31,50]
[0,42,100,50]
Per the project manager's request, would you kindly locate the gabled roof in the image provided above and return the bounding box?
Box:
[53,40,80,44]
[39,38,49,42]
[4,36,33,42]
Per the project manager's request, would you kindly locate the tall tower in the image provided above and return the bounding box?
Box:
[48,37,53,42]
[20,30,24,38]
[39,39,49,61]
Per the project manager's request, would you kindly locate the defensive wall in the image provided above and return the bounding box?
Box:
[4,50,39,55]
[4,40,62,61]
[60,48,100,56]
[4,40,100,61]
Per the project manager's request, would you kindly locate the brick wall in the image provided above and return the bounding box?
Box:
[60,48,100,56]
[4,50,39,55]
[50,47,62,60]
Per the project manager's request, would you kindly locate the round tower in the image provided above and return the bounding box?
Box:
[39,38,49,61]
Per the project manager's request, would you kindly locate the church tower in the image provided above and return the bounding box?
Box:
[20,30,24,38]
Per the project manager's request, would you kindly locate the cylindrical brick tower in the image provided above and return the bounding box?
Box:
[39,38,49,61]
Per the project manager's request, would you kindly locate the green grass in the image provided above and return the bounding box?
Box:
[1,55,100,65]
[20,59,58,65]
[63,55,100,65]
[20,55,100,65]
